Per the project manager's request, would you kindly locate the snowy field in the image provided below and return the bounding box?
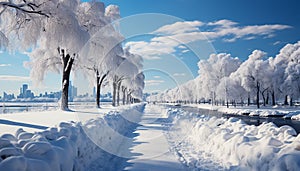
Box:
[1,103,300,170]
[0,102,103,114]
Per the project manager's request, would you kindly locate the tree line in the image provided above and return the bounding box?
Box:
[150,41,300,108]
[0,0,145,110]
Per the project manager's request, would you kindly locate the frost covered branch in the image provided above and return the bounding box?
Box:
[0,1,49,17]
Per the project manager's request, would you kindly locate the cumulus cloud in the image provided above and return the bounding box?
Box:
[0,75,30,81]
[125,19,291,60]
[145,79,164,86]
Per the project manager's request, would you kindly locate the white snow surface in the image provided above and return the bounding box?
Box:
[0,104,145,171]
[124,104,186,171]
[165,108,300,171]
[1,103,300,171]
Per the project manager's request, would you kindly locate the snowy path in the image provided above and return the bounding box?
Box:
[124,105,186,171]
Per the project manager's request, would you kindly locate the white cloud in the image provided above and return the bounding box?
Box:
[125,41,173,60]
[181,49,190,53]
[273,41,281,45]
[153,76,161,79]
[244,36,256,40]
[0,64,11,67]
[173,73,186,77]
[207,19,238,28]
[145,79,164,86]
[125,20,291,60]
[153,21,203,35]
[0,75,30,81]
[178,45,186,49]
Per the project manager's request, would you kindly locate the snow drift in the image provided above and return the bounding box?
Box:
[166,108,300,171]
[0,104,145,171]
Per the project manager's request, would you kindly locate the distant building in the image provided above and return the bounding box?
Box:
[22,84,28,97]
[93,87,96,98]
[3,92,15,101]
[41,91,61,99]
[17,84,34,99]
[25,89,34,99]
[68,81,78,102]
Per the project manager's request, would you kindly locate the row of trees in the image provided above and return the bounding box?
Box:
[0,0,144,110]
[149,41,300,108]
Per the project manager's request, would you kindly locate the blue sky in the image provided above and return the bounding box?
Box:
[1,0,300,96]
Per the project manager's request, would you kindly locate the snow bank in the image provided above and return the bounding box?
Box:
[0,104,145,171]
[217,107,289,117]
[166,108,300,170]
[185,103,300,118]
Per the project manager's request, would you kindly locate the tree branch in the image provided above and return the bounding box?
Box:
[0,1,49,17]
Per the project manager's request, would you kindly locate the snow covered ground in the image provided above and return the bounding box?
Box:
[165,108,300,170]
[124,104,186,171]
[1,103,300,171]
[0,104,145,170]
[181,103,300,119]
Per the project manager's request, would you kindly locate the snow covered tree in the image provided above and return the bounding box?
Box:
[27,0,89,110]
[216,76,247,107]
[232,50,271,108]
[77,1,122,108]
[121,47,144,104]
[0,0,55,51]
[198,53,240,105]
[272,41,300,105]
[130,72,145,102]
[111,58,139,106]
[0,0,50,17]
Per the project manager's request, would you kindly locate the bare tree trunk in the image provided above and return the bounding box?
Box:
[117,82,121,106]
[284,95,288,105]
[261,88,268,106]
[256,81,260,108]
[59,48,74,111]
[112,79,117,107]
[127,92,131,104]
[247,93,250,106]
[271,90,276,106]
[96,72,108,108]
[96,70,100,108]
[122,86,126,105]
[266,91,269,105]
[262,94,266,106]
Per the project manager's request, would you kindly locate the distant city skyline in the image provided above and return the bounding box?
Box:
[1,82,77,102]
[0,81,113,102]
